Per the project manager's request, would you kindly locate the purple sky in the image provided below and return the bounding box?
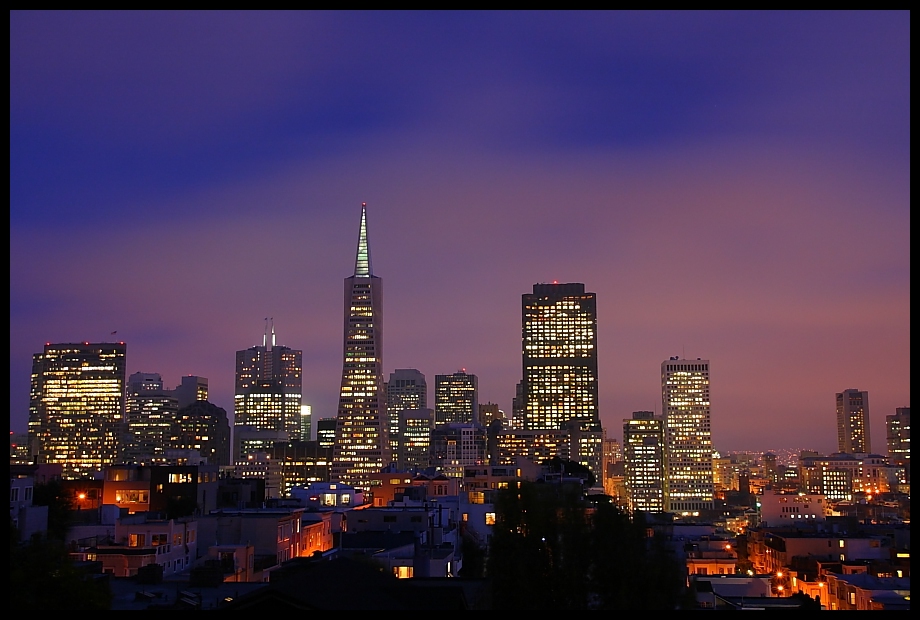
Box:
[10,11,910,453]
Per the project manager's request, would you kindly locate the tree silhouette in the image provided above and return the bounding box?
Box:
[486,481,685,609]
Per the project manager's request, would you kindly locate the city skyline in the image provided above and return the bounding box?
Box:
[10,12,909,453]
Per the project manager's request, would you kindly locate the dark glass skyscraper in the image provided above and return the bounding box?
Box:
[332,204,388,485]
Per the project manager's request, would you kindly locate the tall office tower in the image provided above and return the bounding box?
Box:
[434,370,479,426]
[234,322,303,451]
[29,342,127,479]
[885,407,910,465]
[662,357,714,513]
[623,411,665,513]
[332,204,388,486]
[124,372,179,465]
[174,400,232,467]
[836,388,871,454]
[522,283,599,430]
[520,283,602,481]
[386,369,427,457]
[175,375,208,409]
[399,408,435,471]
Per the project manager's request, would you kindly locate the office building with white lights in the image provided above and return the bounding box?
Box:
[332,204,389,486]
[624,411,666,513]
[662,357,714,512]
[234,322,303,456]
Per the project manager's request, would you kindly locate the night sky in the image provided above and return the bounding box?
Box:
[10,11,910,453]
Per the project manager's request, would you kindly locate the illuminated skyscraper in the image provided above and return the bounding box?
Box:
[234,322,303,454]
[29,342,127,479]
[124,372,179,465]
[386,368,427,457]
[662,357,713,512]
[836,388,871,454]
[522,283,599,430]
[332,204,388,486]
[435,370,478,426]
[623,411,665,513]
[886,407,910,467]
[398,408,434,471]
[517,283,602,482]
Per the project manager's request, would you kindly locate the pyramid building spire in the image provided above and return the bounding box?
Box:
[354,202,372,277]
[333,202,388,486]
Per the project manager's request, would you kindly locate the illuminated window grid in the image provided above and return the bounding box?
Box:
[29,343,126,479]
[522,284,599,434]
[332,208,388,486]
[662,360,714,512]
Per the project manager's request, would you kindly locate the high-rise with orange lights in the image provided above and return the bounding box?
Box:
[29,342,127,479]
[331,204,389,486]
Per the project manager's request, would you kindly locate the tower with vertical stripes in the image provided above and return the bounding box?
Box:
[331,204,389,486]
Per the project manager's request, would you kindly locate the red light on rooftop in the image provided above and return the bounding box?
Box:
[553,280,558,284]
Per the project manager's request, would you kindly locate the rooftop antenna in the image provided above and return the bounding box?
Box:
[263,318,269,348]
[271,318,276,348]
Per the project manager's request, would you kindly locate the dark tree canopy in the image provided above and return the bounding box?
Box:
[486,481,685,609]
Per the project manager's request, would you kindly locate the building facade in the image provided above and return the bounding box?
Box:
[174,375,208,409]
[885,407,910,484]
[332,204,389,486]
[837,388,871,454]
[518,283,602,481]
[662,357,714,512]
[398,408,434,471]
[234,323,303,454]
[124,372,179,465]
[434,370,478,426]
[174,400,232,467]
[386,368,427,458]
[521,283,599,431]
[623,411,666,513]
[29,342,127,479]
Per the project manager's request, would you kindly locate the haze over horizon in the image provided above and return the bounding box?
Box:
[10,11,910,453]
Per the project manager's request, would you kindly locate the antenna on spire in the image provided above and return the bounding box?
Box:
[271,318,276,348]
[354,203,372,277]
[263,318,269,347]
